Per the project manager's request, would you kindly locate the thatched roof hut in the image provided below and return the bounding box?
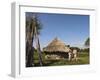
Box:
[43,37,70,53]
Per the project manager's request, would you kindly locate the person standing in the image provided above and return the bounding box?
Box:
[68,50,72,61]
[73,49,78,61]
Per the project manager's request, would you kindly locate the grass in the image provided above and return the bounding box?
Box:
[33,51,89,66]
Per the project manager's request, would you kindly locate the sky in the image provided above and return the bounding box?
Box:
[26,12,89,49]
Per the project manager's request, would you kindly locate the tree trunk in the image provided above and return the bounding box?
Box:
[26,23,34,67]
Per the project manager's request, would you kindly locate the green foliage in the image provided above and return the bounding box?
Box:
[85,37,90,46]
[33,51,89,66]
[26,14,43,35]
[65,45,70,47]
[70,47,80,52]
[33,51,45,66]
[80,48,89,52]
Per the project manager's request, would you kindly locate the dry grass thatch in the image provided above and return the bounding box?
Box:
[43,37,70,53]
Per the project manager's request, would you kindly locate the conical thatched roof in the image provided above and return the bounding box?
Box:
[43,37,70,52]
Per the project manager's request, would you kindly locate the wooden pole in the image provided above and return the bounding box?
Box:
[34,26,43,66]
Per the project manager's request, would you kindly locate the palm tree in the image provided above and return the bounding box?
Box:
[26,13,43,67]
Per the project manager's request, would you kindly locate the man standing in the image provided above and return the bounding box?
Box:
[73,49,78,61]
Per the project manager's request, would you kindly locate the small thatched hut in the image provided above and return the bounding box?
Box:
[43,37,70,60]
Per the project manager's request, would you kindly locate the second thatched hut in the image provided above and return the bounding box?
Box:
[43,37,71,60]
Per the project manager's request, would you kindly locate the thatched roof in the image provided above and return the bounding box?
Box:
[43,37,70,52]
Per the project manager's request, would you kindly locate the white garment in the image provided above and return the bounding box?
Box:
[68,52,72,61]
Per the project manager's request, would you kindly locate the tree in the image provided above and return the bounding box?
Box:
[26,13,43,67]
[70,47,80,52]
[84,37,90,47]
